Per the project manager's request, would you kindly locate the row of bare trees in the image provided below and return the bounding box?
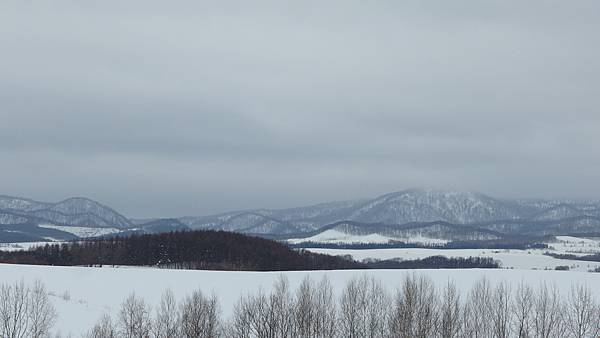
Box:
[0,280,56,338]
[84,274,600,338]
[2,275,598,338]
[86,290,220,338]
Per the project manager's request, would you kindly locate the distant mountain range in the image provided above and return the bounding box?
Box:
[2,189,600,243]
[0,195,186,242]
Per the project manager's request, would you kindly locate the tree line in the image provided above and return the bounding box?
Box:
[545,252,600,263]
[2,275,600,337]
[0,231,501,271]
[89,275,600,338]
[365,256,499,269]
[0,230,363,271]
[290,239,548,251]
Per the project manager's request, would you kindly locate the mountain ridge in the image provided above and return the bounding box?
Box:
[179,188,600,235]
[2,189,600,243]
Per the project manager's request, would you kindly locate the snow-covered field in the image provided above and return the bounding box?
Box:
[307,248,600,272]
[0,241,65,251]
[549,236,600,255]
[288,229,449,245]
[1,264,600,337]
[302,236,600,272]
[38,224,123,238]
[288,229,397,244]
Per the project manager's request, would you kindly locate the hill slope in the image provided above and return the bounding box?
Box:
[180,189,600,235]
[2,189,600,242]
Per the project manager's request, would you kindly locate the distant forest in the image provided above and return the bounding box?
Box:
[366,256,500,269]
[290,239,549,250]
[545,252,600,263]
[0,230,500,271]
[0,231,362,271]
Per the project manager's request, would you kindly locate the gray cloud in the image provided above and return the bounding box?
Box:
[1,0,599,217]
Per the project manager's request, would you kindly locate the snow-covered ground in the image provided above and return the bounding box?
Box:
[548,236,600,255]
[288,229,396,244]
[307,247,600,272]
[295,236,600,272]
[38,224,123,238]
[1,264,600,337]
[288,229,448,245]
[0,241,65,251]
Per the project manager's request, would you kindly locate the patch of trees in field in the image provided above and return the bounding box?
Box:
[545,252,600,263]
[0,230,364,271]
[365,256,500,269]
[0,231,503,271]
[291,239,548,251]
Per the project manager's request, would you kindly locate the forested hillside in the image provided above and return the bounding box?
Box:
[0,230,362,271]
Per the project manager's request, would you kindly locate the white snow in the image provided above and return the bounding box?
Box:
[0,241,64,252]
[288,229,448,245]
[288,229,395,244]
[306,247,600,272]
[1,264,600,337]
[555,236,599,244]
[38,224,122,238]
[548,236,600,255]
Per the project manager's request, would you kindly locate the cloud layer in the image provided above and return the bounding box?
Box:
[1,1,599,217]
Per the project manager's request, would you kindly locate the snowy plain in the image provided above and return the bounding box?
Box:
[1,236,599,335]
[288,229,449,245]
[0,241,66,251]
[295,235,600,272]
[1,264,600,337]
[38,224,122,238]
[306,247,600,272]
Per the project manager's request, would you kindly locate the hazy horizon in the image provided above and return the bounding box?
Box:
[3,187,600,219]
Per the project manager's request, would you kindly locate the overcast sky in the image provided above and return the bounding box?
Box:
[1,1,599,217]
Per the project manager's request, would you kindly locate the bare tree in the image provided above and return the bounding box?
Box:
[438,281,461,338]
[389,275,416,338]
[153,289,178,338]
[594,302,600,338]
[339,276,363,338]
[532,283,564,338]
[228,294,255,338]
[28,280,57,338]
[0,280,31,338]
[118,293,152,338]
[489,282,511,338]
[340,275,391,338]
[463,277,492,338]
[511,281,533,338]
[234,290,272,338]
[294,276,316,338]
[313,276,337,338]
[415,275,438,338]
[269,276,295,338]
[565,285,597,338]
[389,274,437,338]
[228,276,294,338]
[366,276,391,338]
[86,313,117,338]
[179,289,220,338]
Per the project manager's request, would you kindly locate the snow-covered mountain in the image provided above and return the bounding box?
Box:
[2,189,600,243]
[0,195,133,242]
[287,220,502,245]
[345,190,524,224]
[0,196,132,229]
[179,189,600,235]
